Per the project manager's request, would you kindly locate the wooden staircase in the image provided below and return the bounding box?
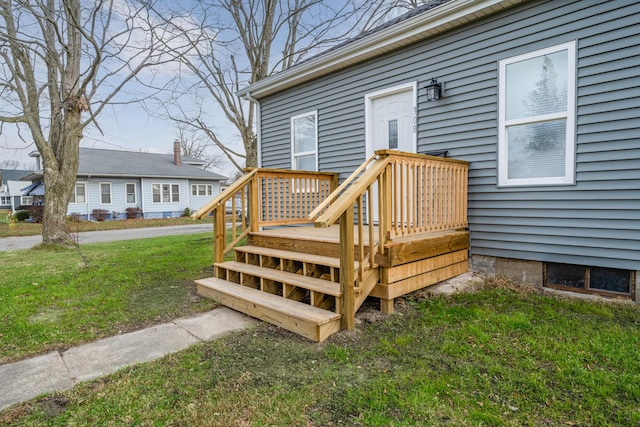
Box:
[192,151,469,342]
[196,230,378,342]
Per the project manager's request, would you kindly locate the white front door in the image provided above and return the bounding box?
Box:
[365,83,417,222]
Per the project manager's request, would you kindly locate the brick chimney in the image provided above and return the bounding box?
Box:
[173,139,182,166]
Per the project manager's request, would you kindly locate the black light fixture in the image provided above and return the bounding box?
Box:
[425,77,444,101]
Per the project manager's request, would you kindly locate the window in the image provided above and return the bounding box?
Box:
[291,111,318,171]
[21,196,33,206]
[191,184,212,196]
[152,184,161,203]
[545,262,635,297]
[70,183,86,204]
[100,182,111,204]
[0,196,10,205]
[152,183,179,203]
[171,184,180,202]
[125,183,136,204]
[498,41,576,186]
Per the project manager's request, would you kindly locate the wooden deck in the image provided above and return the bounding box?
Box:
[253,225,469,310]
[192,151,469,341]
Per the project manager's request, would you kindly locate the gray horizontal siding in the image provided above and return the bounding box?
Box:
[259,0,640,271]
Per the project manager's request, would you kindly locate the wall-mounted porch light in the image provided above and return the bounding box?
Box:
[425,78,444,101]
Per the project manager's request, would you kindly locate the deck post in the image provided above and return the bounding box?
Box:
[213,207,225,265]
[339,206,355,330]
[330,173,339,192]
[380,298,394,314]
[249,174,259,231]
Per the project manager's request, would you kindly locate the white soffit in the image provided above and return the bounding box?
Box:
[240,0,526,98]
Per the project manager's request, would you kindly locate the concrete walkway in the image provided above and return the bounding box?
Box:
[0,308,256,412]
[0,224,213,251]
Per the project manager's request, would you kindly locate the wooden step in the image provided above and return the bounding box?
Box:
[235,245,358,269]
[217,261,341,297]
[196,277,341,342]
[248,232,343,258]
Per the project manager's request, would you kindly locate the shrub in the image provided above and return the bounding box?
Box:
[0,212,11,224]
[92,209,109,221]
[67,213,83,222]
[28,205,44,223]
[182,207,192,217]
[14,210,30,222]
[125,207,142,219]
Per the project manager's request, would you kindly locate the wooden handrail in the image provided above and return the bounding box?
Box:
[191,168,258,219]
[309,150,469,331]
[314,156,390,227]
[194,167,339,265]
[308,153,379,220]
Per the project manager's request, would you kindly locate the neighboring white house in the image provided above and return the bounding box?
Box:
[0,169,35,214]
[21,141,227,220]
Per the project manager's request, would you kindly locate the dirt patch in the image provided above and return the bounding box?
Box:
[37,395,69,418]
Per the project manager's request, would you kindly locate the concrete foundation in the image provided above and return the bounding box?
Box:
[470,255,543,288]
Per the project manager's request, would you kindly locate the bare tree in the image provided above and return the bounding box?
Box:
[175,124,225,171]
[149,0,423,173]
[0,159,20,169]
[0,0,188,243]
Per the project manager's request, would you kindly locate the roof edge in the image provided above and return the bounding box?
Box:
[239,0,523,99]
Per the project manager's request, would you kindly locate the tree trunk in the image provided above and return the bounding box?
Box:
[244,139,258,169]
[41,113,82,244]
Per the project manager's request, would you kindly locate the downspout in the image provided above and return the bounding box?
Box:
[86,175,91,220]
[140,177,145,218]
[244,92,262,168]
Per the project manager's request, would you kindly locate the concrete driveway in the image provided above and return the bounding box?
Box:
[0,224,213,251]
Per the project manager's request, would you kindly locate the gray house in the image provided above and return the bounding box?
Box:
[22,142,227,220]
[239,0,639,299]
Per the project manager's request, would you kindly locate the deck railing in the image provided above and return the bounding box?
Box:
[312,150,469,329]
[193,151,467,331]
[192,168,338,264]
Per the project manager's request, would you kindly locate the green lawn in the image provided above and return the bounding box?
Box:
[2,278,639,425]
[0,233,217,363]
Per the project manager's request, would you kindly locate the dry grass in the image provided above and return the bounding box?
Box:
[0,216,213,238]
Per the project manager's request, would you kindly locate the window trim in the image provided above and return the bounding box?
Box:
[125,182,136,205]
[152,183,180,203]
[498,41,577,187]
[171,184,180,203]
[291,110,318,171]
[152,183,161,203]
[191,184,212,197]
[99,182,112,205]
[69,182,87,204]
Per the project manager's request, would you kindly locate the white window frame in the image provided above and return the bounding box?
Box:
[125,182,136,204]
[152,184,161,203]
[171,184,180,203]
[191,184,212,197]
[0,196,10,205]
[291,110,318,171]
[70,182,86,204]
[153,183,180,203]
[99,182,112,205]
[498,41,576,187]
